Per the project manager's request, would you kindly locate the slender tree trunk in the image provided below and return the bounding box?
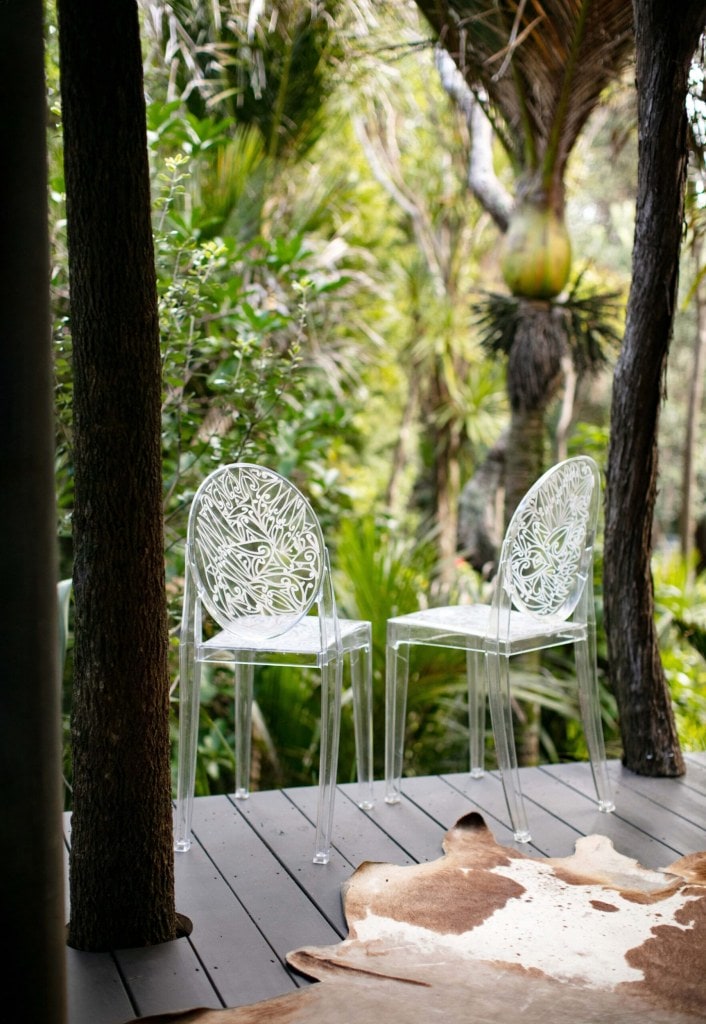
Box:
[436,421,463,590]
[59,0,178,949]
[434,47,512,233]
[680,236,706,569]
[386,380,420,514]
[424,363,463,591]
[0,4,66,1019]
[604,0,706,776]
[387,306,423,515]
[505,407,546,767]
[555,356,577,462]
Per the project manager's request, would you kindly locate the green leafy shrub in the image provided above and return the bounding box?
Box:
[653,551,706,751]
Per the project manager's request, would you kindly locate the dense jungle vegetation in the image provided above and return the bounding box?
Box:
[50,1,706,806]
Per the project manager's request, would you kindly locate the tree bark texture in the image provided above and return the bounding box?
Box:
[0,3,67,1018]
[59,0,177,949]
[604,0,706,776]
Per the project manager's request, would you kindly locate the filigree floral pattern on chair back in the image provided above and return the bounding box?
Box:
[503,457,598,621]
[189,464,325,639]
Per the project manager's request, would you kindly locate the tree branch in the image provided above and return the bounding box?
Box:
[435,47,513,232]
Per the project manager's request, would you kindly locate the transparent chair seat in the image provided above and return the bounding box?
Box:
[385,456,615,844]
[174,463,374,865]
[388,605,585,654]
[200,615,371,661]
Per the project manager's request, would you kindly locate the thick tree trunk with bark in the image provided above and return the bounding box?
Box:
[604,0,706,777]
[1,3,66,1019]
[59,0,177,949]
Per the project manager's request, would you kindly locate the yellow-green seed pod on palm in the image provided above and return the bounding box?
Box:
[501,202,572,300]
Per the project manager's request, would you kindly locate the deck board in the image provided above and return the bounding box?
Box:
[540,761,706,858]
[64,754,706,1024]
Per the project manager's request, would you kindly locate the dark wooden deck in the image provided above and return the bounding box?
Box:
[65,753,706,1024]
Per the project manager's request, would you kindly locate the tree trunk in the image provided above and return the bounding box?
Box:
[458,431,506,576]
[434,47,512,233]
[59,0,178,949]
[604,0,706,777]
[1,3,66,1019]
[424,364,463,592]
[386,307,422,516]
[679,236,706,569]
[436,419,462,591]
[505,408,546,767]
[504,407,546,527]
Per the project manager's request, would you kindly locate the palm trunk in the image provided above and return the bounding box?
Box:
[504,407,546,526]
[505,406,546,766]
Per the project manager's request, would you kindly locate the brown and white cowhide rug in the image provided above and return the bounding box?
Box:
[142,812,706,1023]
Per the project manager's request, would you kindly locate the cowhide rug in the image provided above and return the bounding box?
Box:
[140,812,706,1023]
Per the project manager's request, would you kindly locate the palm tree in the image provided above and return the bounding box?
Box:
[406,1,632,765]
[412,0,633,514]
[140,0,346,240]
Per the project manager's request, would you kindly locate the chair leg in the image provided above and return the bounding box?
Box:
[467,648,486,778]
[313,655,343,864]
[234,656,254,800]
[350,640,374,810]
[175,643,201,852]
[575,635,615,813]
[486,651,532,843]
[384,637,409,804]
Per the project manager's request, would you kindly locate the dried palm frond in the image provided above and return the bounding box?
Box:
[561,275,624,372]
[471,281,623,410]
[414,0,634,197]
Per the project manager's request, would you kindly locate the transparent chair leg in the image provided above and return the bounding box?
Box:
[175,643,200,852]
[351,640,374,810]
[385,637,410,804]
[486,651,531,843]
[467,648,486,778]
[575,633,615,813]
[313,655,343,865]
[234,655,254,800]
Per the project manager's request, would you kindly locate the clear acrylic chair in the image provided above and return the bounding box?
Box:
[57,578,73,675]
[174,463,374,865]
[385,455,615,843]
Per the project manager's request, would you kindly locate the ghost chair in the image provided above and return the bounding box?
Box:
[174,463,374,865]
[385,455,615,843]
[57,578,73,676]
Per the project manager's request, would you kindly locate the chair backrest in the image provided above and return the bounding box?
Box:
[498,456,600,622]
[57,578,73,675]
[186,463,327,641]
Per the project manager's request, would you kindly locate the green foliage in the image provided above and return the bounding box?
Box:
[653,552,706,751]
[142,1,344,159]
[333,513,469,776]
[48,2,705,811]
[54,95,369,805]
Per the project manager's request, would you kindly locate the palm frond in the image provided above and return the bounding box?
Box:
[674,619,706,660]
[471,280,622,410]
[415,0,634,191]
